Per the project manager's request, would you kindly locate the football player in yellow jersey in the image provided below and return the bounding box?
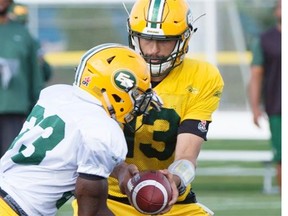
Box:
[72,0,224,215]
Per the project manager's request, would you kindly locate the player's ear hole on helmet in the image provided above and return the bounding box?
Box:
[111,94,122,103]
[111,94,126,112]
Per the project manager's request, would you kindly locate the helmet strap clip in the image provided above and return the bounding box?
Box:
[101,89,117,121]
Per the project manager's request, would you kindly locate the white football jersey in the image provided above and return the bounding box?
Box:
[0,84,128,215]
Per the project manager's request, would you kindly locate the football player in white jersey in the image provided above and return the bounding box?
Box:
[0,43,162,216]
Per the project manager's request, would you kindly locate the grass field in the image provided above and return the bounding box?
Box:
[56,139,281,216]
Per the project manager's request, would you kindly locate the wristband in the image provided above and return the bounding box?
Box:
[168,159,195,195]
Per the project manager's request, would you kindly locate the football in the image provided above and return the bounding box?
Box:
[127,170,172,215]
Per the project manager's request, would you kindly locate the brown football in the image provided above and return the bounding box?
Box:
[127,170,172,215]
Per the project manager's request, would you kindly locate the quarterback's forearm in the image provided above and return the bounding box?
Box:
[174,133,203,166]
[169,133,203,193]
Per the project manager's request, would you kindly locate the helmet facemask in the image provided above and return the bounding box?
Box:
[129,32,190,77]
[126,87,153,122]
[102,86,162,127]
[127,0,194,78]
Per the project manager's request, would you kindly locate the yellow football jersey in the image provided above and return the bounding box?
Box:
[108,57,224,200]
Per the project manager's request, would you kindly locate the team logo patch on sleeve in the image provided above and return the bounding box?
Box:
[198,120,207,132]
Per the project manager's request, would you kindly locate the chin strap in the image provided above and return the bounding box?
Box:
[101,89,117,121]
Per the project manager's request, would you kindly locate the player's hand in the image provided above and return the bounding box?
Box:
[117,163,139,195]
[252,107,263,127]
[157,169,179,214]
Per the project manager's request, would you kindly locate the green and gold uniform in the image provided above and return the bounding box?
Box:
[107,57,224,215]
[73,57,224,215]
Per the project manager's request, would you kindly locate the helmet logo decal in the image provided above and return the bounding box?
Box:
[114,71,136,91]
[82,76,91,86]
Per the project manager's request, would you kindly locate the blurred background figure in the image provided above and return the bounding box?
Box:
[0,0,44,157]
[248,0,281,191]
[8,1,53,82]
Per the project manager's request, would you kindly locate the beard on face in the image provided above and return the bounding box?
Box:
[0,8,8,16]
[0,0,11,16]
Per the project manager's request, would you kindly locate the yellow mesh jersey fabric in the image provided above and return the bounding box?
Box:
[108,57,224,200]
[0,198,19,216]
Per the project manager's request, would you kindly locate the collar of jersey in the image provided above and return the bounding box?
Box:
[72,85,103,107]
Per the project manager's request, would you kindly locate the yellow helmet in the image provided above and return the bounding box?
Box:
[74,43,161,124]
[128,0,194,77]
[8,3,29,24]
